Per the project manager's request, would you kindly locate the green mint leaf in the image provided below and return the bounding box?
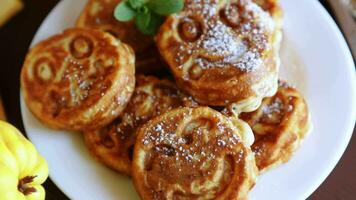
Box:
[136,10,151,29]
[147,0,184,15]
[138,5,149,14]
[128,0,146,9]
[135,12,163,35]
[114,1,136,22]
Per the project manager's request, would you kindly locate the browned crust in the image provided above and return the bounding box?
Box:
[76,0,167,73]
[84,127,133,175]
[132,107,257,200]
[156,0,280,107]
[240,81,310,173]
[83,75,196,175]
[21,28,135,131]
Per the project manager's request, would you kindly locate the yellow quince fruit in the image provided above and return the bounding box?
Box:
[0,120,48,200]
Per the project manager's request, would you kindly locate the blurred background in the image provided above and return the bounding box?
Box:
[0,0,355,199]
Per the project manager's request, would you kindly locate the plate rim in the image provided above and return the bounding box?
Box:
[20,0,356,199]
[292,1,356,199]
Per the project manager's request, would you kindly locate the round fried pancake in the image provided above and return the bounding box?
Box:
[240,81,310,173]
[21,28,135,131]
[156,0,279,110]
[84,75,196,175]
[132,107,257,200]
[76,0,166,73]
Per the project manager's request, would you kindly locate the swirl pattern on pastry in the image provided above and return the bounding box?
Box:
[240,81,310,173]
[76,0,166,73]
[21,28,135,131]
[156,0,279,109]
[132,107,257,200]
[84,75,196,175]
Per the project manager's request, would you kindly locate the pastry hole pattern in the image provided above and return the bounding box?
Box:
[34,58,54,82]
[188,64,204,80]
[183,118,214,143]
[219,4,242,28]
[69,35,94,59]
[178,17,203,43]
[100,131,115,149]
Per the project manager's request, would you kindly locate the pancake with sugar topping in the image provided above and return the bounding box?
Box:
[156,0,279,112]
[76,0,166,73]
[21,28,135,131]
[84,75,196,175]
[132,107,257,200]
[240,81,310,173]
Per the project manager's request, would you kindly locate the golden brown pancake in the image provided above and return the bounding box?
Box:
[76,0,166,73]
[84,75,196,175]
[156,0,279,112]
[240,81,310,173]
[21,28,135,131]
[132,107,257,200]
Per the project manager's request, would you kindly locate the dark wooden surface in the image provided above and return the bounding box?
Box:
[0,0,354,199]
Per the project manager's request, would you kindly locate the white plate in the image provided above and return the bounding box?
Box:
[20,0,356,199]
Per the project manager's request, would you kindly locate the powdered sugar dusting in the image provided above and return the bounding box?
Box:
[175,0,274,73]
[263,97,283,115]
[253,143,265,156]
[186,0,218,18]
[141,110,244,165]
[244,2,275,33]
[201,21,247,58]
[195,20,263,72]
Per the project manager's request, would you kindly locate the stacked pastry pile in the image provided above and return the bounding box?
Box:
[21,0,310,199]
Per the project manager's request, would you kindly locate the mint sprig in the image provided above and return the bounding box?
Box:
[147,0,184,15]
[114,0,184,35]
[114,1,136,21]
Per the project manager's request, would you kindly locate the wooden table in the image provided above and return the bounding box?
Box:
[0,0,354,199]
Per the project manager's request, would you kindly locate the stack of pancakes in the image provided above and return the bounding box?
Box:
[21,0,310,199]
